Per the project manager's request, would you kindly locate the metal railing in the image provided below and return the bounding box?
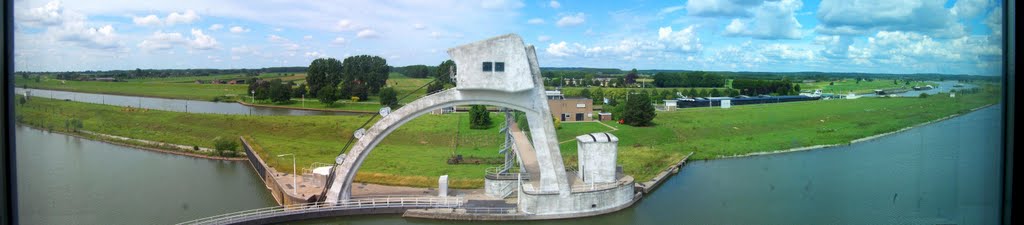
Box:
[177,196,464,225]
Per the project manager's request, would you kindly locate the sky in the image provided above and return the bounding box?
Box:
[13,0,1005,76]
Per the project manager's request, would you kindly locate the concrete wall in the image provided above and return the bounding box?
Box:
[240,137,309,206]
[484,178,517,198]
[448,34,535,92]
[518,182,634,215]
[548,98,593,122]
[577,142,617,184]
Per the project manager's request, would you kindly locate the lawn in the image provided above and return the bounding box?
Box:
[14,84,999,187]
[800,79,937,94]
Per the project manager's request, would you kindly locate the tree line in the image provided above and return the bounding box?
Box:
[731,79,796,96]
[305,55,390,105]
[651,71,727,88]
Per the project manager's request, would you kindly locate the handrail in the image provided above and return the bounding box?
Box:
[177,196,464,225]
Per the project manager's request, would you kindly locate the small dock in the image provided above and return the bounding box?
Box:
[637,152,694,194]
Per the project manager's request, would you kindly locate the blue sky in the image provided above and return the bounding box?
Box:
[13,0,1004,76]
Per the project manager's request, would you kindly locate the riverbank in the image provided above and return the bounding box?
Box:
[718,103,998,159]
[16,124,246,161]
[236,100,375,114]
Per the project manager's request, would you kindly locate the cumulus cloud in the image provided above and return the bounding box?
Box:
[137,29,218,51]
[538,35,551,42]
[546,41,575,57]
[556,13,585,27]
[951,0,993,19]
[527,18,545,25]
[356,29,379,38]
[336,19,355,31]
[722,0,803,39]
[17,1,67,27]
[413,23,426,30]
[132,15,161,26]
[305,51,328,58]
[686,0,763,17]
[208,24,224,31]
[658,25,702,52]
[165,10,200,25]
[303,35,313,40]
[18,1,123,49]
[229,26,250,33]
[549,0,561,9]
[816,0,962,37]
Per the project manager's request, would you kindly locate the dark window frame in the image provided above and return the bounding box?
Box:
[482,62,492,72]
[494,62,505,72]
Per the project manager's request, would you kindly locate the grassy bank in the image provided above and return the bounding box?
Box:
[15,85,999,187]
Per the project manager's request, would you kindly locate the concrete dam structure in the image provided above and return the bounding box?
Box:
[324,34,638,218]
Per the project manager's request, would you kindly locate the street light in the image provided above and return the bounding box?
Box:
[278,153,297,195]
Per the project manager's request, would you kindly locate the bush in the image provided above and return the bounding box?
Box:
[379,87,398,108]
[469,105,492,129]
[212,136,239,156]
[919,93,929,98]
[622,92,656,126]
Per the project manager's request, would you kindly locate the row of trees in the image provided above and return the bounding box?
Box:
[247,79,301,103]
[731,79,797,96]
[651,72,727,88]
[305,55,390,101]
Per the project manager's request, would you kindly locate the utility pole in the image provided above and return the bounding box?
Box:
[278,154,297,195]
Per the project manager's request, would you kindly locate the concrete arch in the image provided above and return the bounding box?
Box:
[325,35,570,204]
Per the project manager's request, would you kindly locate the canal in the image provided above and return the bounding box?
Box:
[15,104,1003,224]
[14,88,364,116]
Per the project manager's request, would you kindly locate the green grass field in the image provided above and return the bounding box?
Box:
[14,84,999,188]
[800,79,937,94]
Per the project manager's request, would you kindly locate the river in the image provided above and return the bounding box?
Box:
[14,88,363,116]
[15,104,1003,224]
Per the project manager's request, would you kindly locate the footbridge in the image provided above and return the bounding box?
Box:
[176,196,464,225]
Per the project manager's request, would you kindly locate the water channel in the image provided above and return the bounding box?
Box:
[14,88,364,116]
[15,104,1003,224]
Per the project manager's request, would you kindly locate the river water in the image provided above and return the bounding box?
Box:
[15,104,1003,224]
[14,88,362,116]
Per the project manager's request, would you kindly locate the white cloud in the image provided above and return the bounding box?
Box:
[208,24,224,31]
[658,25,702,52]
[413,23,426,30]
[538,35,551,42]
[165,10,200,25]
[722,0,803,39]
[549,1,561,9]
[546,41,575,57]
[951,0,993,19]
[138,29,218,51]
[816,0,962,37]
[268,34,288,42]
[659,5,687,15]
[686,0,764,17]
[16,1,66,27]
[132,15,161,26]
[305,51,328,58]
[229,26,250,33]
[356,29,380,38]
[331,37,347,45]
[481,0,524,9]
[556,13,585,27]
[231,45,255,54]
[336,19,355,31]
[303,35,313,40]
[527,18,545,25]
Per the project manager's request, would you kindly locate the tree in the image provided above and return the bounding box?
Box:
[378,87,398,108]
[292,83,308,98]
[622,92,656,126]
[306,58,343,98]
[579,88,591,98]
[829,82,834,86]
[435,60,456,86]
[592,88,605,105]
[268,79,292,103]
[469,105,492,129]
[212,136,239,157]
[341,55,390,95]
[709,88,721,97]
[625,69,638,85]
[794,84,801,93]
[317,86,339,107]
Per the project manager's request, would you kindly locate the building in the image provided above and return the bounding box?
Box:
[545,90,593,122]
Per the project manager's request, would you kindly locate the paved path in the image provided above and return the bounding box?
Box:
[508,123,540,186]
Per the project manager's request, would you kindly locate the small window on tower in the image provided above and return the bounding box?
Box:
[494,62,505,72]
[482,62,493,72]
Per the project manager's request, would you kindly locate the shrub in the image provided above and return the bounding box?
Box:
[212,136,239,156]
[622,92,656,126]
[919,93,928,98]
[469,105,492,129]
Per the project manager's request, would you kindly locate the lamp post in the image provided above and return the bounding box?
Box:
[278,153,297,195]
[302,94,305,108]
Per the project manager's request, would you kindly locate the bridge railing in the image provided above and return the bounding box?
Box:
[176,196,464,225]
